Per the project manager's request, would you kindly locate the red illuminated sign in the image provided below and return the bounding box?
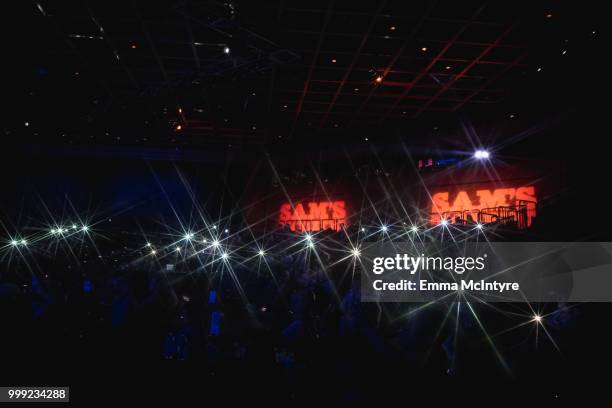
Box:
[279,201,348,232]
[430,186,537,227]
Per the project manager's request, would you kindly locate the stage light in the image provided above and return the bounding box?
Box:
[10,240,19,246]
[50,228,57,234]
[351,248,361,258]
[474,150,490,160]
[380,225,388,233]
[184,232,194,241]
[440,219,449,226]
[361,227,365,232]
[533,314,543,323]
[175,247,181,252]
[375,75,383,83]
[20,239,27,246]
[331,59,337,63]
[72,224,77,230]
[151,249,157,255]
[81,225,89,232]
[304,233,312,242]
[212,239,220,248]
[221,252,229,260]
[475,223,483,230]
[213,225,217,229]
[410,225,419,233]
[224,229,229,233]
[421,47,427,52]
[258,249,265,257]
[146,242,152,247]
[202,238,208,244]
[223,46,230,54]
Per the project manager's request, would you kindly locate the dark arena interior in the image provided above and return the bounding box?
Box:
[2,1,610,404]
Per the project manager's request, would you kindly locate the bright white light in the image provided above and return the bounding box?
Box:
[533,314,542,323]
[81,225,89,232]
[381,225,388,233]
[224,229,229,233]
[475,223,483,230]
[202,238,208,243]
[50,228,57,234]
[308,241,315,248]
[440,219,449,226]
[212,239,220,248]
[258,249,265,257]
[146,242,152,247]
[351,248,361,257]
[20,239,27,245]
[221,252,229,260]
[72,224,78,229]
[410,225,419,233]
[175,247,181,252]
[474,150,490,160]
[223,46,230,54]
[151,249,157,255]
[304,233,312,242]
[361,227,365,232]
[184,232,194,241]
[11,240,19,246]
[213,225,218,229]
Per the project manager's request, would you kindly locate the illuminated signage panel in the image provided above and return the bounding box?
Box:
[430,186,537,227]
[279,201,347,232]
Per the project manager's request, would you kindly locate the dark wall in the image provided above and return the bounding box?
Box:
[1,150,248,232]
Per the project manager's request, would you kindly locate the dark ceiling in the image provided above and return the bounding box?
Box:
[10,0,601,149]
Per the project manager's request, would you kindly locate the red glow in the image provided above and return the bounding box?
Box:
[279,201,348,232]
[430,186,537,228]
